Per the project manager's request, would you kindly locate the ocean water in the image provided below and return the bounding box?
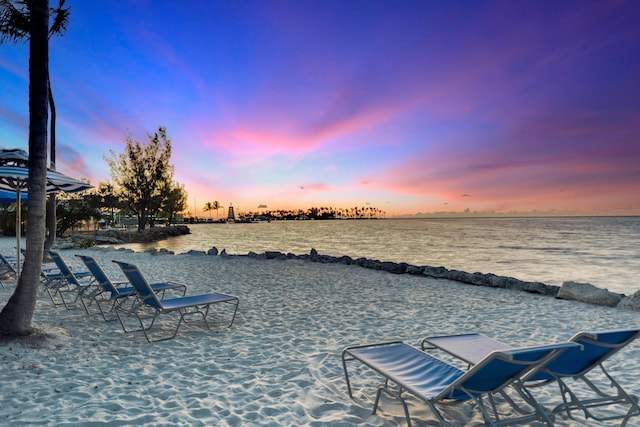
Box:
[116,216,640,295]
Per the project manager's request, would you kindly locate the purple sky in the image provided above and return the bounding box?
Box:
[1,0,639,216]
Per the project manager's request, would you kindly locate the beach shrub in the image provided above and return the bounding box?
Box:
[78,238,96,249]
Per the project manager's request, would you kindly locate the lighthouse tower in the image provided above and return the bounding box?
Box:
[227,203,235,222]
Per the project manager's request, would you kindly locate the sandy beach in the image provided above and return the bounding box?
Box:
[1,246,639,426]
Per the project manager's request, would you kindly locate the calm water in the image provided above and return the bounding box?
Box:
[118,216,640,295]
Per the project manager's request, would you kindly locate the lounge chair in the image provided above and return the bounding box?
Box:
[18,247,58,275]
[422,329,640,426]
[113,260,239,342]
[0,253,18,289]
[0,253,18,269]
[342,340,580,426]
[2,251,62,287]
[76,255,187,321]
[44,251,96,309]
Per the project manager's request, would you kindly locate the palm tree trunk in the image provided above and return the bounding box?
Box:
[0,0,50,336]
[44,76,56,250]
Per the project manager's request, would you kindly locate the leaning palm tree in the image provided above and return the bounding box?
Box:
[0,0,69,337]
[43,0,68,250]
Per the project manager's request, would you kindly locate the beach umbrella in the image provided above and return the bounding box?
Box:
[0,148,93,276]
[0,189,27,203]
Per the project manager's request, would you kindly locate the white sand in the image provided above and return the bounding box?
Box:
[1,243,639,426]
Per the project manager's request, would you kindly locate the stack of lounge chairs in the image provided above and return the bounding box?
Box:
[343,328,640,426]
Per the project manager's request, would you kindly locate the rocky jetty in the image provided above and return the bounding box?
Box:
[53,225,191,249]
[88,244,638,312]
[251,248,637,310]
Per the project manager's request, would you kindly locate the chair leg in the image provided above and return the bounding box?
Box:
[44,284,84,310]
[374,385,414,427]
[341,355,355,399]
[553,367,640,425]
[226,299,240,327]
[45,286,66,307]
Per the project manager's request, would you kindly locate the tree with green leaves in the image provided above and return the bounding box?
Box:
[0,0,61,337]
[94,181,121,227]
[106,127,174,231]
[55,192,101,235]
[162,181,187,225]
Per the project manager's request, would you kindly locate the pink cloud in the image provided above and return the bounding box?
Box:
[55,144,96,181]
[194,96,403,162]
[373,108,640,212]
[0,105,27,137]
[299,183,334,192]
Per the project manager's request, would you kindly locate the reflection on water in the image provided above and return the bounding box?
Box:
[118,217,640,295]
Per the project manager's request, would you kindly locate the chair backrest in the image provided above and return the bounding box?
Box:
[113,261,163,308]
[76,255,119,297]
[444,342,581,400]
[48,251,81,286]
[0,253,17,274]
[540,328,640,378]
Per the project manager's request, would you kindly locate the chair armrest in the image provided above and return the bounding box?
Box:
[166,281,188,296]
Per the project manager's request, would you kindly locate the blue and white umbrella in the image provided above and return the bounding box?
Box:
[0,165,93,194]
[0,148,93,275]
[0,189,27,203]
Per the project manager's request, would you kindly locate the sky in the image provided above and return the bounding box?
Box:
[1,0,639,217]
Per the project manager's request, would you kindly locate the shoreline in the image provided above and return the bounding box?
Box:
[99,218,640,296]
[94,244,640,312]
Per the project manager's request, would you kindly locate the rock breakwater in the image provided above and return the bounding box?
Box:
[89,244,639,312]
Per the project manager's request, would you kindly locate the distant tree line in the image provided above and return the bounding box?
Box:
[237,205,385,221]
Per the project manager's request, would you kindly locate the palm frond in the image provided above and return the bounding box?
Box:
[0,0,70,43]
[0,0,30,44]
[49,0,69,37]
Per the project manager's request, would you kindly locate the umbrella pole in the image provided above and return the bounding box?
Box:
[16,188,21,278]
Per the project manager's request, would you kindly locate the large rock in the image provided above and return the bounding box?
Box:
[94,225,190,244]
[618,290,640,311]
[556,281,622,307]
[422,266,449,279]
[265,251,286,260]
[379,261,407,274]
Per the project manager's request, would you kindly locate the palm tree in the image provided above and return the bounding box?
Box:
[0,0,68,337]
[212,200,221,220]
[203,201,214,219]
[0,0,69,251]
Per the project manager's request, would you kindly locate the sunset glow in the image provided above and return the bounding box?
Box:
[1,1,639,216]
